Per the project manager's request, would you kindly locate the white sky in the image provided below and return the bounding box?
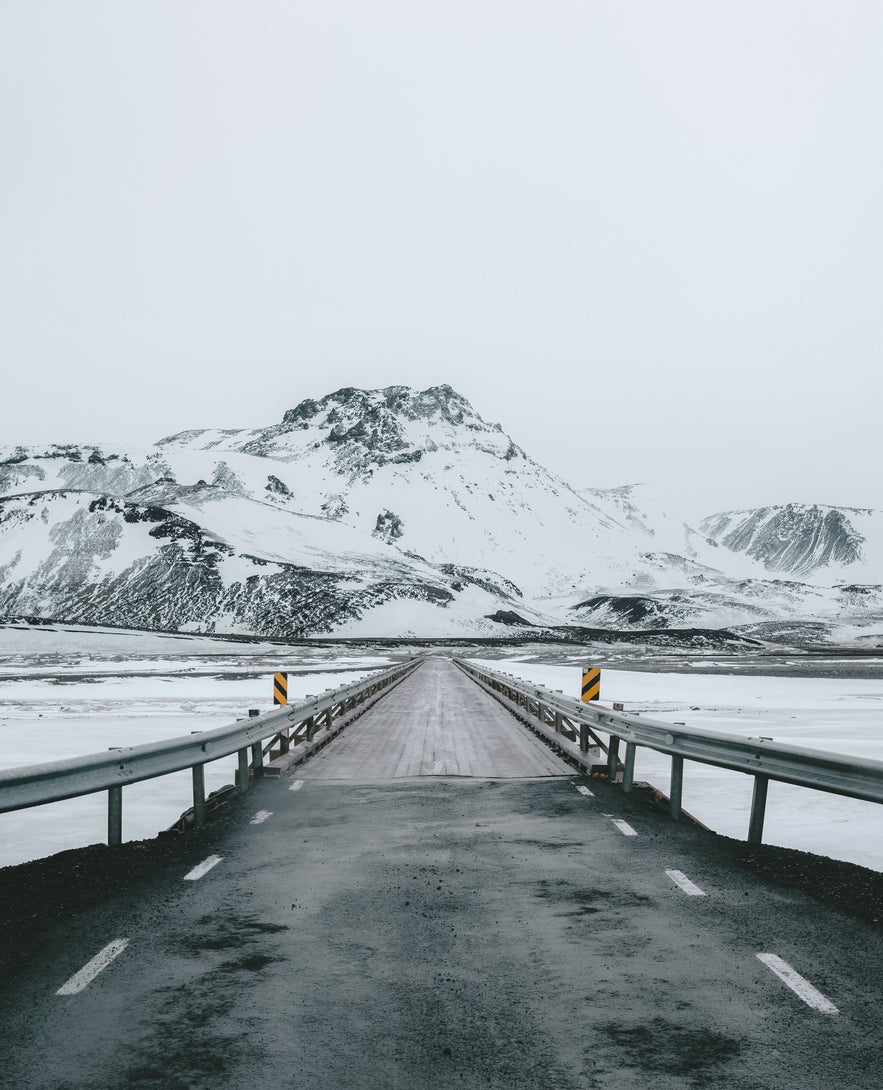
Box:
[2,1,881,517]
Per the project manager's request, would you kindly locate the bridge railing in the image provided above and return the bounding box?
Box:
[455,658,883,844]
[0,658,421,846]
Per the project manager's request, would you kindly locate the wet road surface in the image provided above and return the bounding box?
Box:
[2,771,883,1089]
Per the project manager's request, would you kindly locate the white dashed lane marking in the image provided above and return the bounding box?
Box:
[575,785,594,797]
[757,953,839,1014]
[183,855,223,881]
[665,869,706,896]
[612,819,638,837]
[250,810,273,825]
[56,939,129,996]
[289,780,305,792]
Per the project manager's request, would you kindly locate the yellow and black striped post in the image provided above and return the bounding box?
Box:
[581,666,601,703]
[273,672,288,706]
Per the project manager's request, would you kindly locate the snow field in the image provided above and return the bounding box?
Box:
[471,658,883,873]
[0,664,388,868]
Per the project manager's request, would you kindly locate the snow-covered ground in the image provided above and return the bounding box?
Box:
[471,658,883,873]
[0,638,395,867]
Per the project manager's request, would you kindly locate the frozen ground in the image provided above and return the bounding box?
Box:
[470,657,883,873]
[0,627,397,866]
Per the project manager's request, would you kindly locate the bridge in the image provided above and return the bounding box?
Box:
[2,656,882,1088]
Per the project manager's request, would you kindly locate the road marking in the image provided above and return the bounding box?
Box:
[612,819,638,837]
[289,779,305,792]
[56,939,129,996]
[250,810,273,825]
[665,869,706,896]
[602,812,613,817]
[576,785,594,797]
[183,855,223,881]
[756,953,839,1014]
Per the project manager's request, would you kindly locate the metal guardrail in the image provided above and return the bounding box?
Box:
[455,658,883,844]
[0,658,421,845]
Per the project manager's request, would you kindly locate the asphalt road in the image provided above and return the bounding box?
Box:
[2,769,883,1090]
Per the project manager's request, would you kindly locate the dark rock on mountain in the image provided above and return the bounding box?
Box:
[702,504,866,576]
[373,510,404,543]
[570,595,671,627]
[238,385,513,472]
[438,565,523,600]
[265,475,292,498]
[485,610,533,626]
[729,621,837,647]
[545,626,764,650]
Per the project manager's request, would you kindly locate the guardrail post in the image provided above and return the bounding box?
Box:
[237,748,250,793]
[251,742,264,779]
[748,774,769,844]
[107,785,122,846]
[622,743,636,793]
[607,735,621,780]
[579,723,590,753]
[669,755,684,820]
[192,764,206,828]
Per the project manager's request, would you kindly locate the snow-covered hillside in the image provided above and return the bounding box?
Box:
[1,386,882,641]
[0,490,540,637]
[156,385,651,596]
[585,485,743,574]
[701,504,883,582]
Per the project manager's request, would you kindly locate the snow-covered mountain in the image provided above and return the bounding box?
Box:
[1,386,882,642]
[154,385,648,596]
[701,504,883,581]
[580,484,768,579]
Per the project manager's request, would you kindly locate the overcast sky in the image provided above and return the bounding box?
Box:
[2,2,881,516]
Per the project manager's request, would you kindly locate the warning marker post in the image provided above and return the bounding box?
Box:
[581,666,601,703]
[273,672,290,756]
[273,672,288,705]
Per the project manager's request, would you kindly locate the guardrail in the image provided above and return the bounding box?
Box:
[0,658,422,846]
[455,658,883,844]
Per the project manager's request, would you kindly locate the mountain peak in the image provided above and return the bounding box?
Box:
[236,383,509,469]
[281,384,478,431]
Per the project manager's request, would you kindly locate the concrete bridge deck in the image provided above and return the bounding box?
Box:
[2,657,883,1089]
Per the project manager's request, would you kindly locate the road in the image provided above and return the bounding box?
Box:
[1,659,882,1088]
